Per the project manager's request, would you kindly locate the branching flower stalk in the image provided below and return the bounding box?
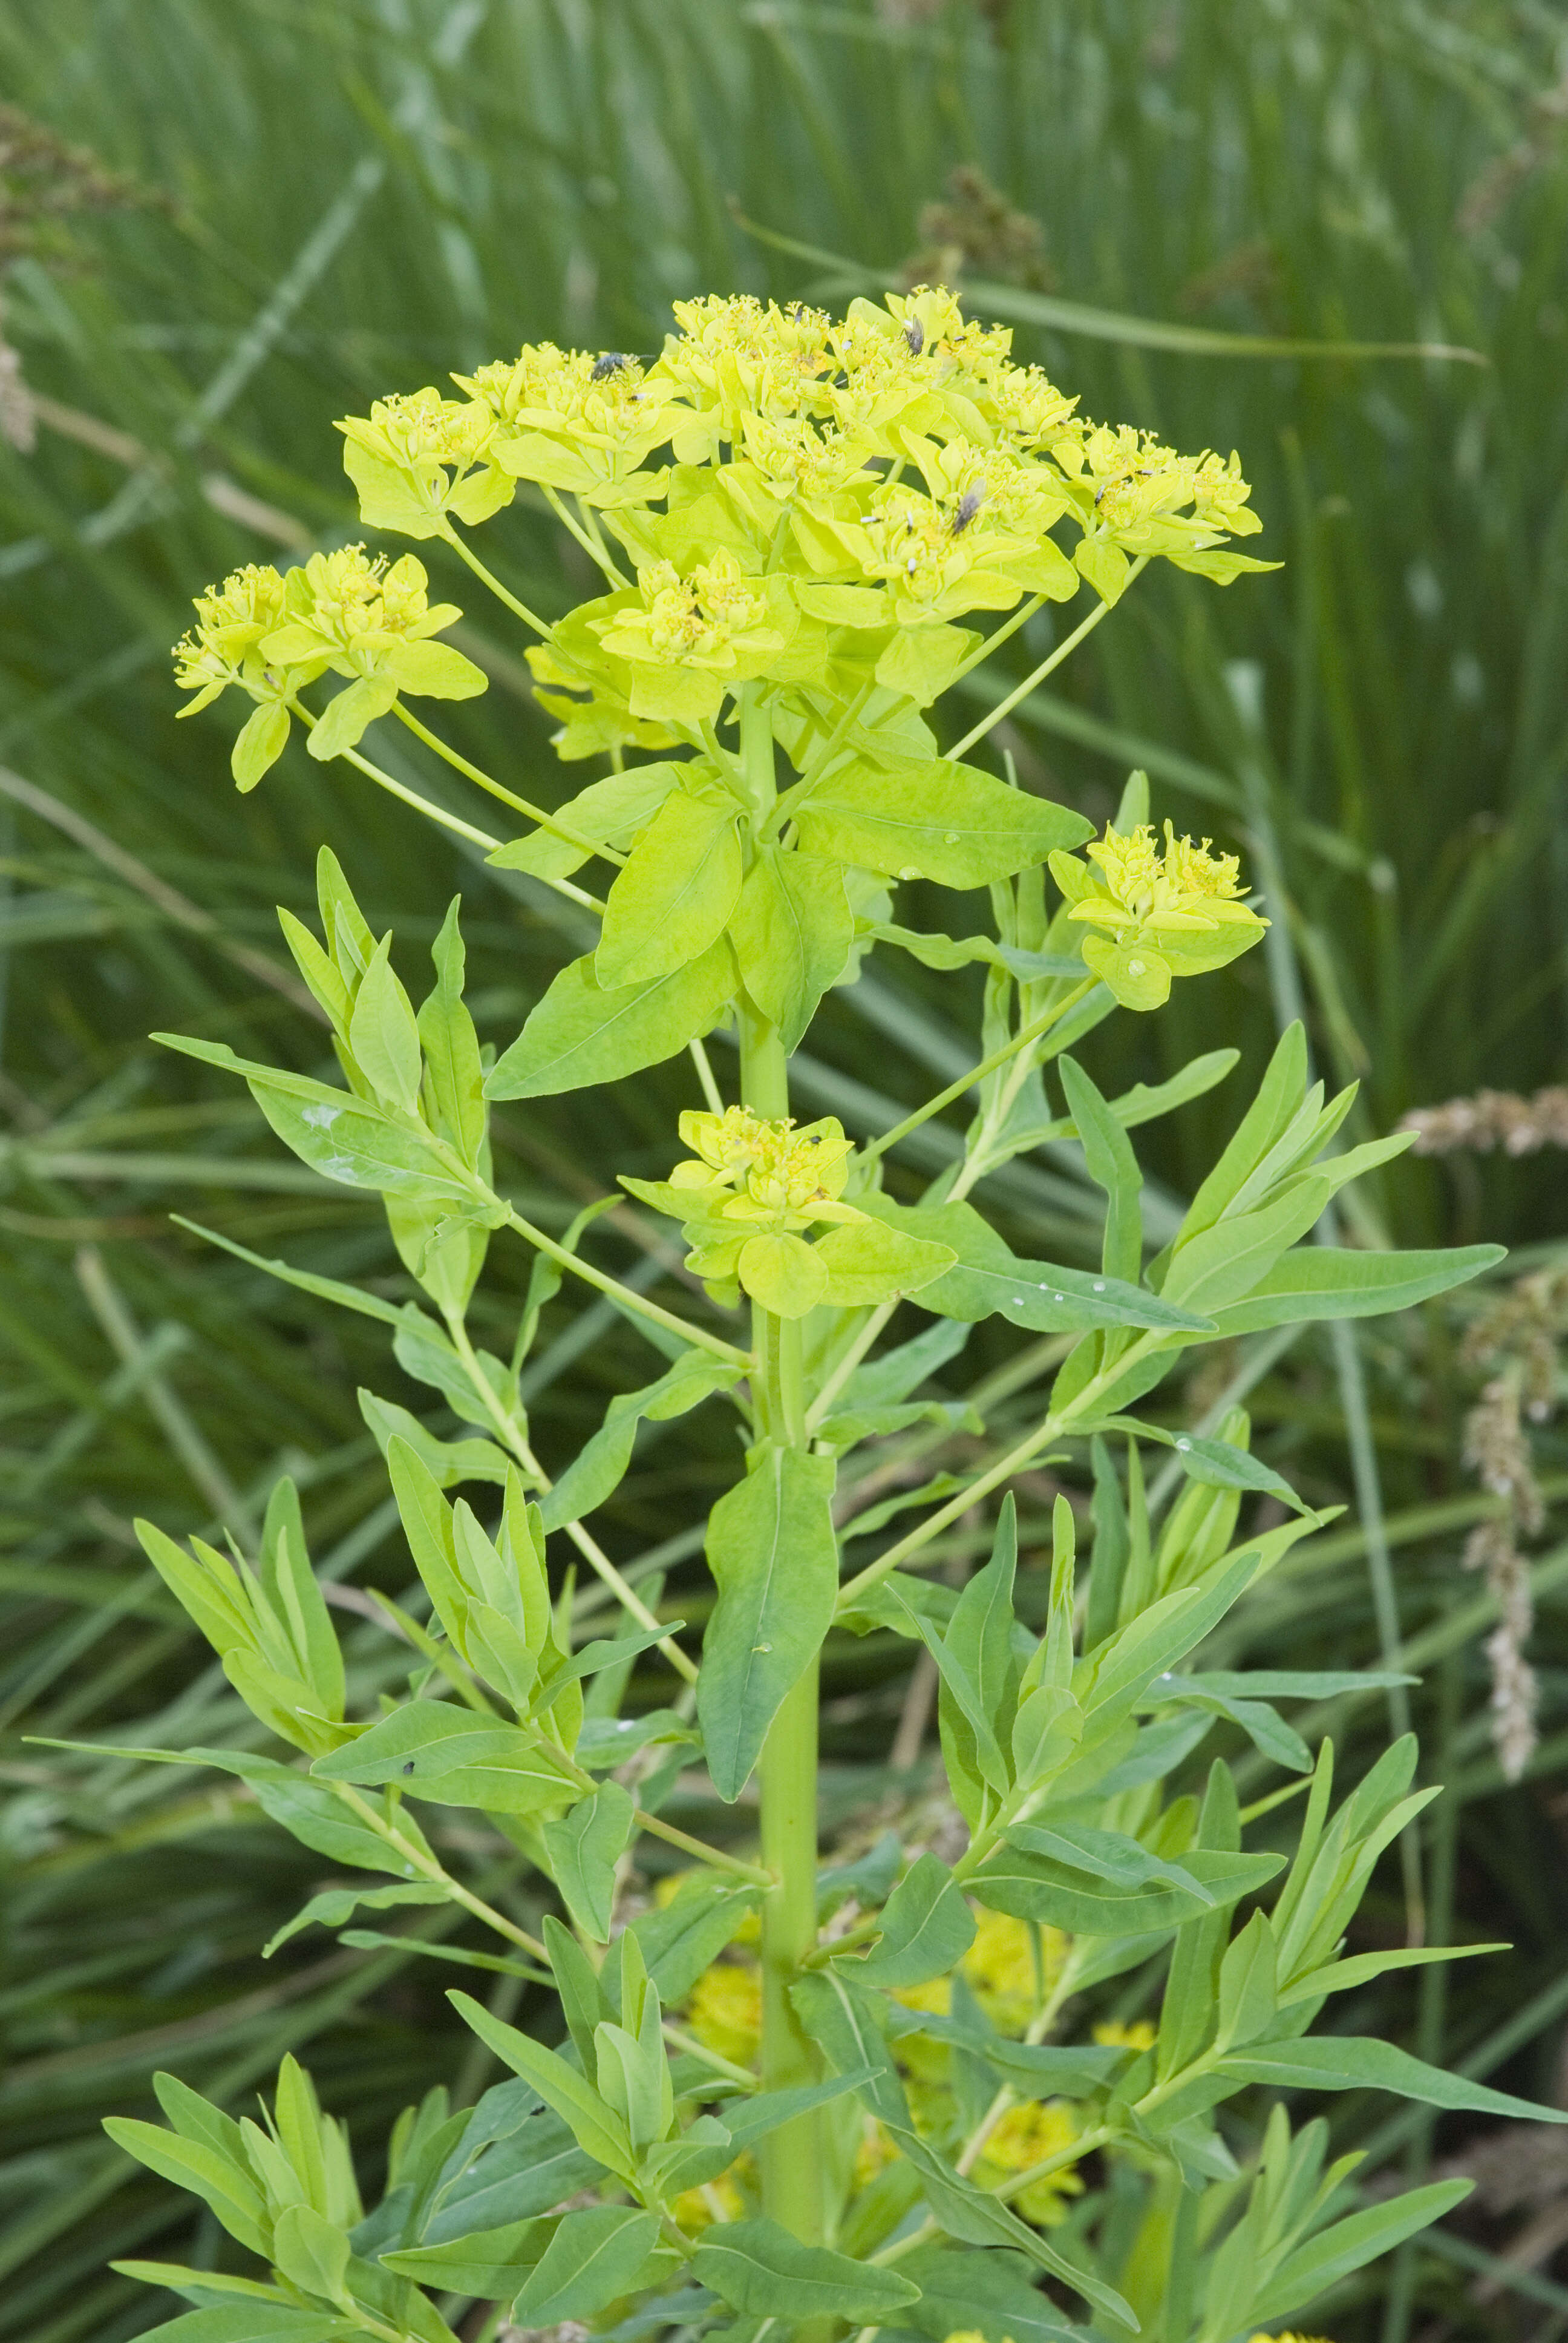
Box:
[93,288,1542,2343]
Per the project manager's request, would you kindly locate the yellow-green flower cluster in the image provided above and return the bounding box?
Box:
[1050,819,1269,1009]
[171,547,486,788]
[661,1107,866,1317]
[621,1106,953,1319]
[324,286,1273,761]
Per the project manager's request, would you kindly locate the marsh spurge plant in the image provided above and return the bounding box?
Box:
[97,289,1555,2343]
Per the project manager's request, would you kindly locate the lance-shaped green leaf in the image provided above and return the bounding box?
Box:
[509,2206,662,2326]
[486,762,681,880]
[729,844,854,1050]
[626,1877,763,2003]
[1208,1242,1506,1334]
[539,1352,743,1532]
[691,2218,923,2324]
[359,1391,509,1490]
[791,755,1089,887]
[263,1881,448,1959]
[899,2246,1084,2343]
[348,936,423,1115]
[486,936,736,1099]
[312,1704,580,1816]
[971,1837,1281,1935]
[269,2204,350,2305]
[51,1740,433,1875]
[102,2116,271,2258]
[1218,2033,1568,2119]
[596,785,742,988]
[126,2312,348,2342]
[540,1781,636,1941]
[835,1852,976,1988]
[1249,2181,1475,2326]
[699,1445,838,1803]
[232,698,292,791]
[884,2125,1137,2331]
[448,1991,636,2178]
[844,1316,970,1407]
[1142,1673,1312,1772]
[155,1035,480,1210]
[812,1215,956,1308]
[858,1194,1211,1336]
[791,1970,910,2127]
[1058,1054,1142,1286]
[382,2215,553,2295]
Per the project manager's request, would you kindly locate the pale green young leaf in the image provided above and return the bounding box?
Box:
[269,2205,349,2305]
[311,1704,580,1815]
[486,937,736,1099]
[381,2217,552,2296]
[835,1852,975,1988]
[486,762,681,879]
[306,674,398,760]
[1057,1054,1142,1285]
[595,785,742,987]
[123,2310,348,2342]
[263,1881,448,1959]
[812,1216,955,1307]
[358,1390,509,1489]
[540,1780,636,1941]
[791,755,1091,887]
[699,1445,838,1801]
[382,637,487,699]
[739,1229,827,1316]
[100,2120,270,2257]
[232,699,291,791]
[728,845,854,1050]
[260,1478,344,1720]
[347,936,423,1115]
[873,620,980,706]
[419,899,486,1163]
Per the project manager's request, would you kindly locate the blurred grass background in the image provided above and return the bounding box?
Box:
[2,1,1568,2336]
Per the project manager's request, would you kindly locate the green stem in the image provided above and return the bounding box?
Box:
[635,1806,772,1887]
[287,700,606,913]
[947,559,1148,761]
[442,1308,704,1686]
[835,1329,1163,1614]
[739,997,829,2261]
[393,702,626,865]
[500,1203,748,1369]
[439,519,553,634]
[330,1781,549,1961]
[756,1660,825,2241]
[541,483,630,586]
[858,978,1095,1172]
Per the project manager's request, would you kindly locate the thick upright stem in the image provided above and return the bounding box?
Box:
[757,1659,823,2236]
[739,991,828,2250]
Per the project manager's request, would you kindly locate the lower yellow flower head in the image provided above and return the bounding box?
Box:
[1050,818,1267,1010]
